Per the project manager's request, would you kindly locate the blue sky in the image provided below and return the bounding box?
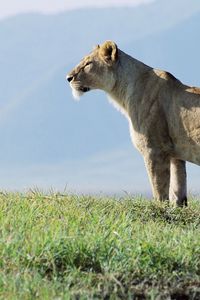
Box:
[0,0,155,19]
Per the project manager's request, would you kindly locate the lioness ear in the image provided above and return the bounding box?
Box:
[99,41,118,65]
[93,44,100,50]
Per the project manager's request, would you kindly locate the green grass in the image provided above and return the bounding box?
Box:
[0,192,199,299]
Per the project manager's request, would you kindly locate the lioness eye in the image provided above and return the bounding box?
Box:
[84,62,92,68]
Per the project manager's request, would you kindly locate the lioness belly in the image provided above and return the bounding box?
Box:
[174,142,200,165]
[169,105,200,165]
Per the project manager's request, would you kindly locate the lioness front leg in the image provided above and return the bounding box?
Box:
[169,159,187,207]
[144,152,170,201]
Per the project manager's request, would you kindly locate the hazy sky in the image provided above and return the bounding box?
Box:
[0,0,155,19]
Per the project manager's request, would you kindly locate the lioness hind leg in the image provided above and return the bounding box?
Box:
[144,153,170,201]
[169,159,187,207]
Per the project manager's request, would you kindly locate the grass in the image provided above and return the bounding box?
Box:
[0,192,199,299]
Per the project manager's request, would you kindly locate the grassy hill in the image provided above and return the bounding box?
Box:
[0,192,199,299]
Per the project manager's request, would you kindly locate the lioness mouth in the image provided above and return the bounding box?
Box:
[80,87,90,92]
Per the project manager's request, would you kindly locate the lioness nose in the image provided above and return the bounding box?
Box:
[67,75,73,82]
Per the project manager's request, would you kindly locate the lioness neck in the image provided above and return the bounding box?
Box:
[108,50,151,114]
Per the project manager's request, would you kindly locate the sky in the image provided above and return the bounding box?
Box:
[0,0,155,19]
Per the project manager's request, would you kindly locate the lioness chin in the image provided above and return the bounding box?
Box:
[67,40,200,207]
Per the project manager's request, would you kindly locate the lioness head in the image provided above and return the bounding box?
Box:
[67,41,118,100]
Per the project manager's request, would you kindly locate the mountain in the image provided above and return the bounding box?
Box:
[1,0,200,193]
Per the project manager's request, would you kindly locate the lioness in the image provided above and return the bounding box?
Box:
[67,40,200,206]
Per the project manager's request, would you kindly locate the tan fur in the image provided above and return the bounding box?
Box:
[67,40,200,206]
